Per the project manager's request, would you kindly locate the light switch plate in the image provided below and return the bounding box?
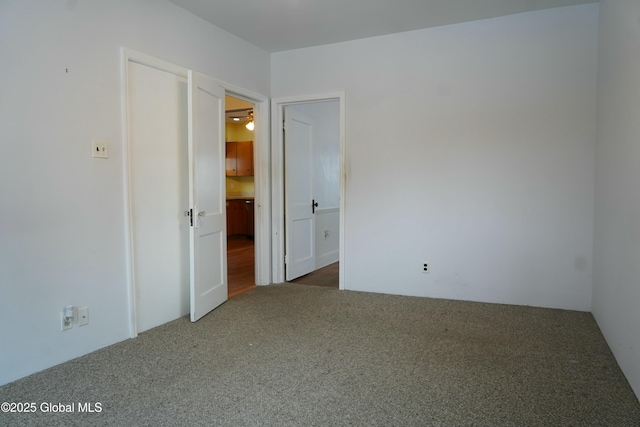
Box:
[92,140,109,159]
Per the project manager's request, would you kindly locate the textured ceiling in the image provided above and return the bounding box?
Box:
[168,0,597,52]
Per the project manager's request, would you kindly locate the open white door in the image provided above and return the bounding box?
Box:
[284,107,316,281]
[188,70,227,322]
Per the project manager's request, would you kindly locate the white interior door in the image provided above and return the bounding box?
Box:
[128,61,190,333]
[188,70,227,322]
[284,107,316,281]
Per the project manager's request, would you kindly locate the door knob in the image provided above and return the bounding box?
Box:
[312,199,319,214]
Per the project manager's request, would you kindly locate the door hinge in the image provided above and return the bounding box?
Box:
[284,254,288,265]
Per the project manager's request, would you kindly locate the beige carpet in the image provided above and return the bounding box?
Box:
[1,284,639,426]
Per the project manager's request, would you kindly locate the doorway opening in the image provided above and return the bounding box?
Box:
[225,95,256,297]
[271,94,345,290]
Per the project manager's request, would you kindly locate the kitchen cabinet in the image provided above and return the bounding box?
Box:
[226,140,253,176]
[226,199,254,238]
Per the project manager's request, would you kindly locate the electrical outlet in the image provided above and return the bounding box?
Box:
[61,305,74,331]
[422,262,430,274]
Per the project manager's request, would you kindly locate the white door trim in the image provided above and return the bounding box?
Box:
[121,48,271,338]
[271,92,346,290]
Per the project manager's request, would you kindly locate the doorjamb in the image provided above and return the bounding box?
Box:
[121,48,271,338]
[271,92,346,290]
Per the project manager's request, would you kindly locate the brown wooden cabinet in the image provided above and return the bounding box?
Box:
[226,199,254,237]
[226,200,245,236]
[226,141,253,176]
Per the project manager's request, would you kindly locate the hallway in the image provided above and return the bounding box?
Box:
[227,237,255,297]
[227,236,339,297]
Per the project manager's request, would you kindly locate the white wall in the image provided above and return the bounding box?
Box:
[290,101,341,268]
[272,4,599,310]
[314,208,340,269]
[0,0,270,386]
[593,0,640,398]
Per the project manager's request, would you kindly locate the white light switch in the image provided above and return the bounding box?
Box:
[92,140,109,159]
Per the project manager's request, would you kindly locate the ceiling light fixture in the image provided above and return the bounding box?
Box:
[245,111,254,131]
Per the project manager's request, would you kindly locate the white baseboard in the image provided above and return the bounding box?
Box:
[316,250,339,270]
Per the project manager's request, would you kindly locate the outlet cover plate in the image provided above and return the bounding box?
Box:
[78,306,89,326]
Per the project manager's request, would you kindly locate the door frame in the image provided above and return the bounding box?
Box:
[121,48,270,338]
[271,93,346,290]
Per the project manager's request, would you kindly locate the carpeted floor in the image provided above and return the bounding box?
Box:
[1,284,639,426]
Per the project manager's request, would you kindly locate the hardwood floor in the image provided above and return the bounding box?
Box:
[227,237,255,298]
[290,262,339,288]
[227,236,339,296]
